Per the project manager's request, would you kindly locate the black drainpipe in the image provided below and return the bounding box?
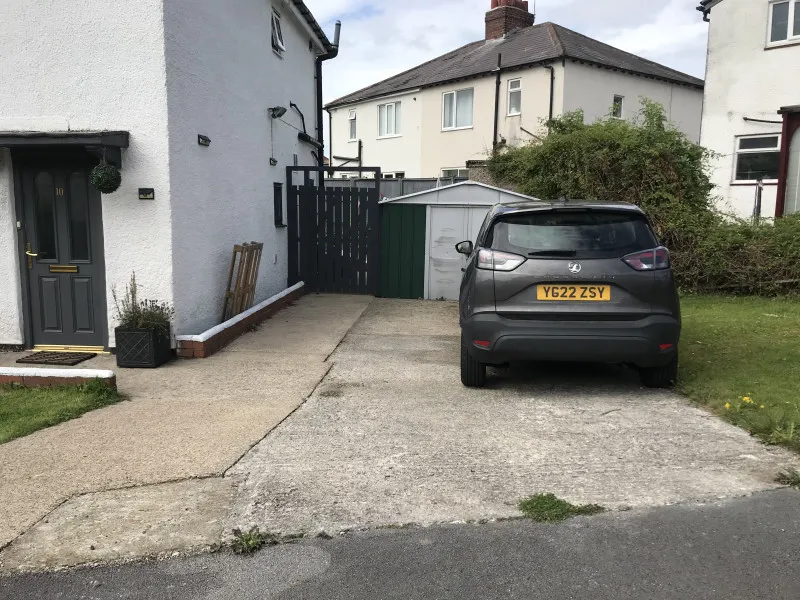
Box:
[493,54,502,150]
[316,21,341,167]
[326,107,333,167]
[543,64,555,121]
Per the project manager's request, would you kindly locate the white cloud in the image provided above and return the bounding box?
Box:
[602,0,708,71]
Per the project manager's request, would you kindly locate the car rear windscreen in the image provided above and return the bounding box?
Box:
[486,210,658,259]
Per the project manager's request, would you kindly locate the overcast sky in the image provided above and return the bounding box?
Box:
[303,0,710,105]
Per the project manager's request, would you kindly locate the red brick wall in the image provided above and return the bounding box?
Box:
[486,2,535,40]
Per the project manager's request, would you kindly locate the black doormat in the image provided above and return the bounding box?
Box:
[16,352,97,366]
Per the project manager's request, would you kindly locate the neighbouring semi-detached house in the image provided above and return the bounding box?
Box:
[0,0,336,351]
[326,0,705,180]
[699,0,800,218]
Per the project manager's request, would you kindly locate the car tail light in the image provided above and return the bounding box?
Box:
[477,249,526,272]
[622,247,670,271]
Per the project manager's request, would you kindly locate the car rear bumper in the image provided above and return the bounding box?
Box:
[461,313,680,368]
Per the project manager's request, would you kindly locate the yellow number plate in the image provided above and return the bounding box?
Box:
[537,285,611,302]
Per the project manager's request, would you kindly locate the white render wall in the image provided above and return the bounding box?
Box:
[701,0,799,217]
[0,0,173,347]
[418,65,565,178]
[328,90,424,177]
[163,0,323,334]
[562,61,703,142]
[0,150,23,344]
[329,64,565,178]
[329,58,702,180]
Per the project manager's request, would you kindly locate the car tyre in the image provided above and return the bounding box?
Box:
[461,335,487,388]
[639,355,678,389]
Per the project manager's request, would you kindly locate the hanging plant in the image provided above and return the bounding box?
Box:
[90,161,122,194]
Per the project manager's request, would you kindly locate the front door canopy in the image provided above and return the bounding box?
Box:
[0,131,130,167]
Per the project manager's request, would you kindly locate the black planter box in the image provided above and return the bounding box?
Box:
[115,327,172,368]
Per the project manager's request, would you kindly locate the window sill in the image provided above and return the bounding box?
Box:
[730,180,779,186]
[348,139,358,143]
[377,134,402,140]
[441,126,474,132]
[506,113,521,118]
[765,38,800,50]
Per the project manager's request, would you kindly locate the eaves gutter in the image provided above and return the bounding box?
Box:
[288,0,334,53]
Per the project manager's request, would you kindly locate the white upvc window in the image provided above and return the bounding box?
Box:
[768,1,800,44]
[441,168,469,179]
[734,134,781,182]
[612,95,625,118]
[378,102,401,137]
[383,172,406,179]
[442,88,475,130]
[507,79,522,116]
[348,110,357,141]
[271,10,286,53]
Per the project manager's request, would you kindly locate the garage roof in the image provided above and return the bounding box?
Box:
[381,181,538,206]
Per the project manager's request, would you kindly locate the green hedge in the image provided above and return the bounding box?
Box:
[488,102,800,296]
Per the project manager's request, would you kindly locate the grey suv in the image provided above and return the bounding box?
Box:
[456,200,680,389]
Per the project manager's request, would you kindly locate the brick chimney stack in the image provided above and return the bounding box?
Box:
[486,0,535,40]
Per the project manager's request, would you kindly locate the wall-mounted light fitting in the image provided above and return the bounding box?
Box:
[269,106,288,119]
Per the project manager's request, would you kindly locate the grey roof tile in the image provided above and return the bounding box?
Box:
[326,22,703,108]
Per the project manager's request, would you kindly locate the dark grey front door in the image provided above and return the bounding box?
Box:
[19,156,107,348]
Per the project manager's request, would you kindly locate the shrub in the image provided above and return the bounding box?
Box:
[488,102,800,296]
[112,273,174,333]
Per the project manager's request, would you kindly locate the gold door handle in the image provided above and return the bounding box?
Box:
[25,243,38,269]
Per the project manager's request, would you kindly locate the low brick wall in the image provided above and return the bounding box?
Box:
[0,368,117,389]
[176,283,305,359]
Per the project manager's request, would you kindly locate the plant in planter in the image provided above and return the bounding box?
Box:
[112,273,174,368]
[90,160,122,194]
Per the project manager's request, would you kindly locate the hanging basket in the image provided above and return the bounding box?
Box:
[90,161,122,194]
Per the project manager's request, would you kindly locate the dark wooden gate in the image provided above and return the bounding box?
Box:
[286,167,381,294]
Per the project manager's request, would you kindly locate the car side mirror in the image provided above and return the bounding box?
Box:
[455,241,474,256]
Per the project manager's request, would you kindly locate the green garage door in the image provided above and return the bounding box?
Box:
[380,205,426,299]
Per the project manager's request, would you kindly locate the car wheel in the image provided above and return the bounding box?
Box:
[461,335,487,388]
[639,355,678,389]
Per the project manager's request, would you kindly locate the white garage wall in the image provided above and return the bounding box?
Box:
[428,206,489,300]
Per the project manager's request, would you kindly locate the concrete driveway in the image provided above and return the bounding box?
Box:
[0,294,372,572]
[228,298,798,535]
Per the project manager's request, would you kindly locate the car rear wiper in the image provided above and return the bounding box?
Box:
[527,250,578,257]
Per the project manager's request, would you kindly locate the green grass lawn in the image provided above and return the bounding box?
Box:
[679,295,800,452]
[0,379,122,444]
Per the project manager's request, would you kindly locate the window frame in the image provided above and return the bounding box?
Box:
[442,88,475,131]
[348,109,357,141]
[733,133,782,183]
[507,79,522,117]
[767,0,800,46]
[440,168,469,179]
[377,101,402,138]
[612,95,625,119]
[273,182,286,227]
[271,9,286,54]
